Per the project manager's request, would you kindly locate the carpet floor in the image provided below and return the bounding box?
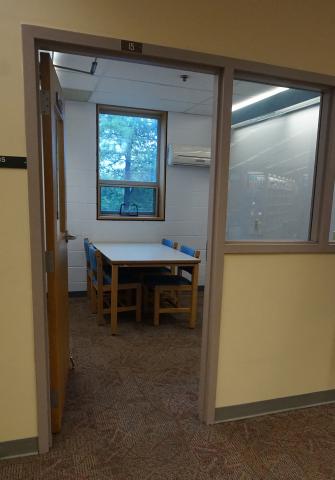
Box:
[1,295,335,479]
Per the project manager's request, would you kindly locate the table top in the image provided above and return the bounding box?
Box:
[93,242,201,265]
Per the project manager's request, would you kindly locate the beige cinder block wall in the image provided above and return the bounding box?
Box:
[1,0,335,442]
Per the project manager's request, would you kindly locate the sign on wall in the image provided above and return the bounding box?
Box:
[121,40,143,54]
[0,156,27,169]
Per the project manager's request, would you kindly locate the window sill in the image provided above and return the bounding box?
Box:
[97,215,165,221]
[222,241,335,254]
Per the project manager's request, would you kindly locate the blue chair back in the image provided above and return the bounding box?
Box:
[162,238,176,249]
[88,244,97,274]
[180,244,198,258]
[84,238,90,264]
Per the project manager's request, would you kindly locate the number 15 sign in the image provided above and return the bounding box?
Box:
[121,40,143,54]
[0,156,27,169]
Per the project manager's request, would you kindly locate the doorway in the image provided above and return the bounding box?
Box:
[22,25,226,453]
[42,48,216,438]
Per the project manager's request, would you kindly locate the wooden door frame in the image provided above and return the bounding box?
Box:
[22,24,335,455]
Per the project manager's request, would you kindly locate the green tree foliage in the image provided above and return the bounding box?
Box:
[100,186,156,215]
[98,113,158,182]
[98,113,159,215]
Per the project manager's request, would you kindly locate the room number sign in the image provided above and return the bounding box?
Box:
[0,155,27,169]
[121,40,143,53]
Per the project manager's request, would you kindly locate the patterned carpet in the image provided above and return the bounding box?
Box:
[1,294,335,479]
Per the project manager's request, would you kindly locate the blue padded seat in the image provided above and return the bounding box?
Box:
[92,273,133,288]
[102,270,139,285]
[89,244,133,286]
[92,276,111,288]
[144,274,191,288]
[180,244,197,257]
[178,245,199,274]
[119,267,171,281]
[162,238,175,248]
[179,265,193,274]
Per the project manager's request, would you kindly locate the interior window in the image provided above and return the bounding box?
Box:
[97,105,166,219]
[226,79,322,241]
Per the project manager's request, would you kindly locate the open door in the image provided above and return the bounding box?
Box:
[40,52,73,433]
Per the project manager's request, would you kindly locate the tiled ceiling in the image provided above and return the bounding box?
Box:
[51,52,274,117]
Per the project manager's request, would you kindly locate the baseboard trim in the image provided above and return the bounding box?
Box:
[215,389,335,422]
[0,437,38,459]
[68,291,87,297]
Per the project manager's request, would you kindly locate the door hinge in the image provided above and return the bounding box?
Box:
[50,389,59,408]
[45,250,54,273]
[40,89,50,115]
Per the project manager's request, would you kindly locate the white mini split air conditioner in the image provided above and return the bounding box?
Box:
[167,144,211,167]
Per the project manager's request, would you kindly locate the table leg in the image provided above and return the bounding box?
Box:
[190,263,199,329]
[136,284,142,322]
[97,251,104,325]
[111,264,119,335]
[154,287,160,326]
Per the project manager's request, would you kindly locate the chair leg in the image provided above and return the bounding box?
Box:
[189,264,199,329]
[97,285,105,326]
[154,287,160,326]
[173,290,179,307]
[91,285,97,314]
[143,285,149,314]
[136,285,142,322]
[87,274,91,300]
[126,288,132,305]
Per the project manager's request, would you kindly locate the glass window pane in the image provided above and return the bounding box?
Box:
[98,113,159,183]
[100,186,157,216]
[226,79,321,241]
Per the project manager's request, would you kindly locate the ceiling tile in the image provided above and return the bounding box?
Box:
[95,76,211,104]
[51,51,279,116]
[55,69,99,91]
[62,88,92,102]
[184,104,213,116]
[89,91,194,112]
[101,59,215,91]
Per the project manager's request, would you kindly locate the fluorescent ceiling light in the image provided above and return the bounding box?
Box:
[232,87,289,112]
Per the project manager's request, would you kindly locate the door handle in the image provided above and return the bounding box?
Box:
[64,231,76,242]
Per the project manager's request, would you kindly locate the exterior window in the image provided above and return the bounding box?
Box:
[226,79,322,241]
[97,105,166,219]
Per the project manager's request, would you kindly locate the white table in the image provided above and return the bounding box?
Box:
[93,242,201,334]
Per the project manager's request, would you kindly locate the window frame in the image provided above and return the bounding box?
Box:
[96,104,167,221]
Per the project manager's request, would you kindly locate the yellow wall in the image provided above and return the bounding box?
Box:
[216,255,335,407]
[0,171,37,442]
[1,0,335,442]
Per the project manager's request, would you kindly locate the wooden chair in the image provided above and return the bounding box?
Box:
[143,244,200,328]
[161,238,178,274]
[162,238,178,249]
[89,244,142,326]
[178,244,201,277]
